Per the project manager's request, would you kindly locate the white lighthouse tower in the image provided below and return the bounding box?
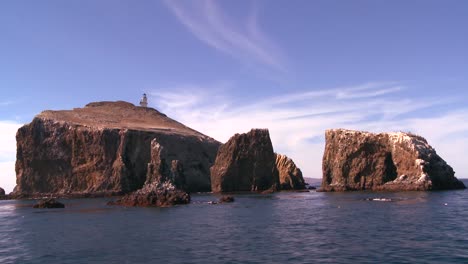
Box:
[140,93,148,107]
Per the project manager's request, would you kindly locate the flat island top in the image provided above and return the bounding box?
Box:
[37,101,209,138]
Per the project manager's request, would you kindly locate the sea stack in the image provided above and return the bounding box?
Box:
[275,154,305,190]
[210,129,306,193]
[321,129,465,191]
[210,129,279,193]
[14,101,220,197]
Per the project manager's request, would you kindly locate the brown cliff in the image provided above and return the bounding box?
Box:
[321,129,465,191]
[14,101,220,197]
[210,129,279,193]
[275,154,306,190]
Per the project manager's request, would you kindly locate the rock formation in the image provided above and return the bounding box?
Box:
[33,198,65,208]
[108,181,190,207]
[14,101,220,197]
[210,129,306,193]
[219,196,235,203]
[275,154,306,190]
[210,129,279,192]
[321,129,466,191]
[0,187,5,196]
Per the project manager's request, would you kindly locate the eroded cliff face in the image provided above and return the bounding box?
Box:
[210,129,279,193]
[275,154,305,190]
[321,129,465,191]
[14,101,220,196]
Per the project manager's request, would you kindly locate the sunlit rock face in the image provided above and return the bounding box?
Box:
[321,129,465,192]
[275,154,305,190]
[14,101,220,197]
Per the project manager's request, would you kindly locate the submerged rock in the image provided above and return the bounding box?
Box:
[275,154,306,190]
[210,129,279,193]
[219,196,235,203]
[321,129,465,191]
[109,181,190,207]
[14,101,220,197]
[33,198,65,208]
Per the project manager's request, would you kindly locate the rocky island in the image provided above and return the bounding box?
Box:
[15,100,462,206]
[321,129,465,191]
[14,101,220,200]
[13,101,305,206]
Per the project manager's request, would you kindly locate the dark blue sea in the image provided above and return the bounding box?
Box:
[1,180,468,264]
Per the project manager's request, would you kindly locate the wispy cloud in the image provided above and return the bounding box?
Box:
[0,100,16,106]
[335,83,403,99]
[149,82,468,180]
[164,0,287,73]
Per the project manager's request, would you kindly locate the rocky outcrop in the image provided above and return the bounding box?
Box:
[219,196,235,203]
[14,101,220,197]
[33,198,65,208]
[0,187,5,196]
[275,154,306,190]
[108,181,190,207]
[210,129,306,193]
[210,129,280,193]
[321,129,466,191]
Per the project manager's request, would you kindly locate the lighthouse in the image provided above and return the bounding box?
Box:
[140,93,148,107]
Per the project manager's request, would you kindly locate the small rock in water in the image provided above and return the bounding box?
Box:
[108,181,190,207]
[219,196,235,203]
[33,198,65,208]
[365,197,392,202]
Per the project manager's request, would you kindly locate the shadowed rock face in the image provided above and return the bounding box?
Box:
[0,187,5,196]
[275,154,305,190]
[14,101,220,197]
[321,129,465,191]
[210,129,279,193]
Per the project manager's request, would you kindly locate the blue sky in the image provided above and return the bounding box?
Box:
[1,0,468,192]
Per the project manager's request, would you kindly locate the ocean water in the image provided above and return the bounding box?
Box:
[1,181,467,264]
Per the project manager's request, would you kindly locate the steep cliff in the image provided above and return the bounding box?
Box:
[210,129,279,193]
[0,187,5,196]
[275,154,306,190]
[14,101,220,196]
[321,129,465,191]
